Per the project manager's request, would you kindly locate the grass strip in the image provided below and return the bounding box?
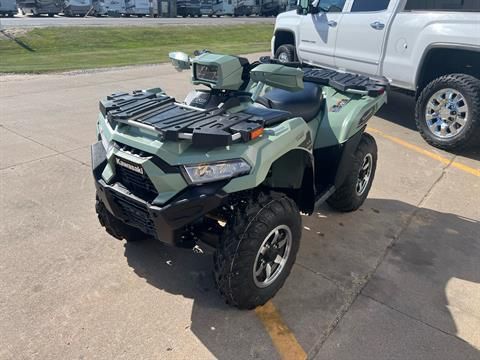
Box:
[0,24,273,73]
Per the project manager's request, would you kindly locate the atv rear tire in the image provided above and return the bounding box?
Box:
[415,74,480,150]
[275,44,297,63]
[327,133,377,212]
[96,197,146,242]
[214,192,301,309]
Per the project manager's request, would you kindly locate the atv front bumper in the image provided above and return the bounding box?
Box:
[91,141,227,246]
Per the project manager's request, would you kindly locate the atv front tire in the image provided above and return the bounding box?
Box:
[96,197,146,242]
[214,192,301,309]
[327,133,377,212]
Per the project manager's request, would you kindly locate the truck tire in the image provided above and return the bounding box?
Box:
[214,191,301,309]
[327,133,377,212]
[96,197,146,242]
[415,74,480,150]
[274,44,297,63]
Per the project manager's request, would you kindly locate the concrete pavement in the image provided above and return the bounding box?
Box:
[1,57,479,359]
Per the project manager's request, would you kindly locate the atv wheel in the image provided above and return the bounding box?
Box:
[214,192,301,309]
[327,133,377,212]
[275,44,297,63]
[415,74,480,150]
[96,197,146,242]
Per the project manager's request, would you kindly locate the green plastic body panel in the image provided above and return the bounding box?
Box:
[191,53,244,90]
[97,83,386,204]
[250,64,304,92]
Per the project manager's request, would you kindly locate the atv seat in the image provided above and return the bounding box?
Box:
[256,82,324,123]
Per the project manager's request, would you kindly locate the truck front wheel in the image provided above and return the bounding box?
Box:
[416,74,480,150]
[214,191,301,309]
[274,44,297,63]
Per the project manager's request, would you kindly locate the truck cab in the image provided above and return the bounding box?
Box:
[273,0,480,150]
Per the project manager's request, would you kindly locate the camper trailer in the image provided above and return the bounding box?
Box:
[63,0,93,16]
[17,0,62,16]
[285,0,294,11]
[211,0,233,16]
[177,0,201,17]
[124,0,149,16]
[234,0,256,16]
[200,0,213,16]
[259,0,283,16]
[93,0,125,15]
[0,0,17,16]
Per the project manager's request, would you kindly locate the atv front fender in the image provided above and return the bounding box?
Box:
[222,117,313,194]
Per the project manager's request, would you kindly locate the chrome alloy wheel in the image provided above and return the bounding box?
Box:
[277,52,290,63]
[425,88,469,139]
[356,153,373,196]
[253,225,292,288]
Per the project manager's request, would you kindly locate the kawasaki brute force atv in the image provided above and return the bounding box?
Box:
[92,51,387,309]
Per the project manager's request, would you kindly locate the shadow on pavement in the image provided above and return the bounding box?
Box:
[377,91,480,161]
[123,198,479,358]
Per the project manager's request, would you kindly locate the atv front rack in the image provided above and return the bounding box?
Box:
[100,90,267,147]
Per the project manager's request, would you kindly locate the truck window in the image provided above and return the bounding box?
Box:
[316,0,346,13]
[351,0,390,12]
[405,0,480,11]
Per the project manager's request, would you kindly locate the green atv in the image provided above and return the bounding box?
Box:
[92,50,387,309]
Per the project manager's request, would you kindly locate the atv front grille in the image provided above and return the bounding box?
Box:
[115,164,158,202]
[110,191,156,236]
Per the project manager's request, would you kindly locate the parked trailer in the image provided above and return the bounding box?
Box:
[0,0,17,16]
[177,0,200,17]
[285,0,294,12]
[212,0,233,16]
[234,0,256,16]
[260,0,286,16]
[63,0,93,16]
[124,0,149,16]
[17,0,62,16]
[200,0,213,16]
[92,0,125,16]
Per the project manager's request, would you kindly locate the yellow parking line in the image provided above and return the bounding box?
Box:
[368,127,480,177]
[255,301,307,360]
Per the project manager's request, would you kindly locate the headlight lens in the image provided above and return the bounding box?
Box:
[99,125,113,153]
[195,63,219,83]
[182,159,251,185]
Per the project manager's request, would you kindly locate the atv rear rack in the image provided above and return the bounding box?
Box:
[100,90,266,147]
[259,56,389,97]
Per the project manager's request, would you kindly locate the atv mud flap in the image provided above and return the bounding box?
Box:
[91,141,227,246]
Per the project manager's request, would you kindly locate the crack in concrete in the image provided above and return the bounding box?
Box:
[361,293,472,345]
[0,125,89,169]
[307,157,456,359]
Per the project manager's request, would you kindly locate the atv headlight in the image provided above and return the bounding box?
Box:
[182,159,251,185]
[99,125,113,153]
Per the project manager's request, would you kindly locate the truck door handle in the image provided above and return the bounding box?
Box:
[327,20,337,27]
[370,21,385,30]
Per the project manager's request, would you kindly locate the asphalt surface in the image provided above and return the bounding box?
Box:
[0,15,275,28]
[1,56,479,359]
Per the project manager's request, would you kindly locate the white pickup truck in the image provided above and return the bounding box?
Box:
[272,0,480,149]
